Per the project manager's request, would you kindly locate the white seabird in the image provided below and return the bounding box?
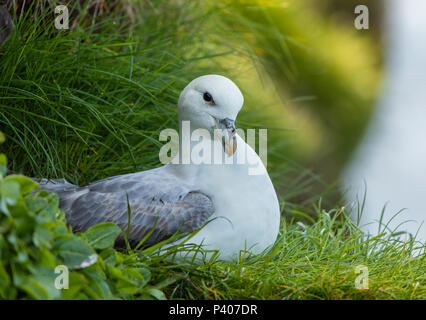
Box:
[40,75,281,261]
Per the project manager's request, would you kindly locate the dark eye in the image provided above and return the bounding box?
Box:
[203,92,213,103]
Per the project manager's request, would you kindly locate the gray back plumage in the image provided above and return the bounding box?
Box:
[39,167,214,248]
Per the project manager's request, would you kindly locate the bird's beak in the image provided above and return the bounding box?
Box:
[218,118,237,157]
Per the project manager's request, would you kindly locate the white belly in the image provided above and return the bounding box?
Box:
[172,137,281,261]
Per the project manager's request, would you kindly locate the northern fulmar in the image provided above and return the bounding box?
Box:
[40,75,281,261]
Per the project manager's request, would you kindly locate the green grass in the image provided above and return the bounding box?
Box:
[0,0,424,300]
[151,208,425,299]
[2,164,424,299]
[0,0,217,184]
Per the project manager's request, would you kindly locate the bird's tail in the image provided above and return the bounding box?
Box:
[37,178,78,194]
[7,168,81,200]
[35,177,89,214]
[6,170,89,227]
[6,169,78,195]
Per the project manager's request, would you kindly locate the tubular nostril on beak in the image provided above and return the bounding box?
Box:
[219,118,236,131]
[218,117,237,156]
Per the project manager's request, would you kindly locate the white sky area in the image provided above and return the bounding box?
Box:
[342,0,426,245]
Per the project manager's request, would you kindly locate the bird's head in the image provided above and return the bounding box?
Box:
[178,75,244,156]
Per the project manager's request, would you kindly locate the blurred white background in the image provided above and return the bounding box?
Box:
[343,0,426,245]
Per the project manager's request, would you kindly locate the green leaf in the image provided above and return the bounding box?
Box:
[147,287,167,300]
[53,237,97,269]
[137,268,151,288]
[0,263,11,298]
[27,266,62,299]
[18,278,50,300]
[122,267,150,289]
[107,265,139,294]
[60,273,88,300]
[85,222,121,250]
[0,180,20,214]
[4,175,40,196]
[27,196,49,213]
[99,248,116,266]
[33,226,53,248]
[81,269,113,299]
[38,193,60,222]
[0,154,6,177]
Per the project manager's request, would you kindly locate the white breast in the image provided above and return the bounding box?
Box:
[174,135,281,261]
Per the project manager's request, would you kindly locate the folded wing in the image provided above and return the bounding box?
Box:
[41,167,214,248]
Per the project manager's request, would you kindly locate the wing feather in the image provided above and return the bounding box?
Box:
[59,167,214,248]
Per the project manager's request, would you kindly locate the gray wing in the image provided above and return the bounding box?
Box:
[53,167,214,248]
